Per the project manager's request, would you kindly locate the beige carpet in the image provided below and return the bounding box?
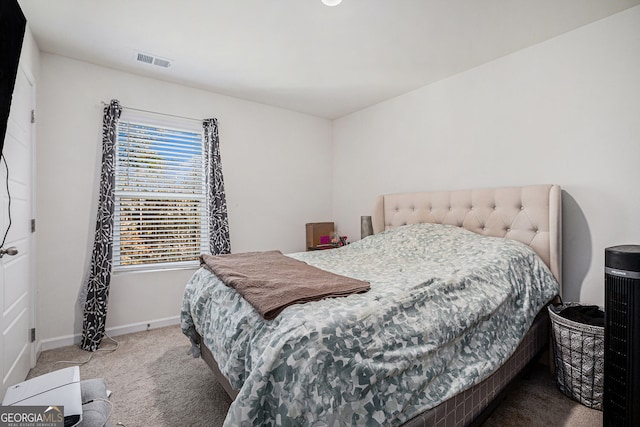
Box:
[28,326,602,426]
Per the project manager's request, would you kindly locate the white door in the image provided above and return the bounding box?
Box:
[0,66,35,398]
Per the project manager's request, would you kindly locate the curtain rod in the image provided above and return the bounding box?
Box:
[100,101,205,124]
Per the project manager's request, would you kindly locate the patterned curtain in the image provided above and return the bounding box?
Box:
[80,99,121,351]
[203,118,231,254]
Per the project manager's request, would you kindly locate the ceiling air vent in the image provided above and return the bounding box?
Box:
[153,57,171,68]
[136,52,154,64]
[134,51,172,68]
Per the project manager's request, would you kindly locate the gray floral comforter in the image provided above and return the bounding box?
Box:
[181,223,559,426]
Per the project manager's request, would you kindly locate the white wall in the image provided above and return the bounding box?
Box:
[36,54,332,344]
[332,6,640,307]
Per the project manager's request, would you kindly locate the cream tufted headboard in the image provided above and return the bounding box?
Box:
[372,184,562,288]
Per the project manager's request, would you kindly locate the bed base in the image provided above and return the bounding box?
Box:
[197,309,549,426]
[199,334,239,400]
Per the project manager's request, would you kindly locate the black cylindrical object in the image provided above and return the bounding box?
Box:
[604,245,640,427]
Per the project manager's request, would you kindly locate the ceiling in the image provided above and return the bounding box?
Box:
[18,0,640,119]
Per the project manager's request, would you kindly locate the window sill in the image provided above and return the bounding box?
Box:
[112,262,200,275]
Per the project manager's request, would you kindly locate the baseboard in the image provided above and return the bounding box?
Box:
[38,316,181,352]
[39,333,79,352]
[105,315,181,338]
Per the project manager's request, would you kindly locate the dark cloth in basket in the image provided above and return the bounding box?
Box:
[559,305,604,327]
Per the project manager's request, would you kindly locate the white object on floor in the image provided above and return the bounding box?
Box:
[2,366,83,426]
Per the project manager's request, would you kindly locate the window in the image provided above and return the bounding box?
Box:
[113,111,207,271]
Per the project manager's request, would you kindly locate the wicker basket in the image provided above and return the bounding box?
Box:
[548,303,604,410]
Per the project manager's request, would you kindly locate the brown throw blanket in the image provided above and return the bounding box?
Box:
[200,251,370,320]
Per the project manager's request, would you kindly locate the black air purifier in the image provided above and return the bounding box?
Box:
[604,245,640,427]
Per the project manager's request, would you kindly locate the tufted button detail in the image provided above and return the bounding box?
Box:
[535,229,540,233]
[482,227,486,231]
[520,206,525,210]
[395,207,400,212]
[506,228,511,232]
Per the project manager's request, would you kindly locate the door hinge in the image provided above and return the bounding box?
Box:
[31,109,35,124]
[30,219,36,233]
[30,328,36,343]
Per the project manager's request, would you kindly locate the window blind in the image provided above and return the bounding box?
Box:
[113,116,207,271]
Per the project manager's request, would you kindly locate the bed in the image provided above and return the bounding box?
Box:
[181,184,562,426]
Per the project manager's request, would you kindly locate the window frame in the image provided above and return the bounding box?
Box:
[112,111,208,273]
